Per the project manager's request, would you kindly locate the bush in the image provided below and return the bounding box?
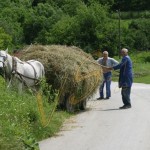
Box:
[144,56,150,63]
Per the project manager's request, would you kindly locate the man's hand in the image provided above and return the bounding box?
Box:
[107,67,113,71]
[101,66,113,73]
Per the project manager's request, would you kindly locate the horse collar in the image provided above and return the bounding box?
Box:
[12,57,17,74]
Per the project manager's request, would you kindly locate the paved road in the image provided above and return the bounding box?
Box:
[39,82,150,150]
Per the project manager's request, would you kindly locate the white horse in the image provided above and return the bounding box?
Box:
[0,49,45,93]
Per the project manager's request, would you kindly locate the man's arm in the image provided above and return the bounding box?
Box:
[97,58,103,65]
[106,57,127,71]
[111,58,119,66]
[113,57,127,70]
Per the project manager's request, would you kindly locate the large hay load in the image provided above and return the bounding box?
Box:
[20,45,102,112]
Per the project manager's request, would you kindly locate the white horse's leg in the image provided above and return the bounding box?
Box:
[7,79,12,89]
[12,76,23,94]
[18,81,23,94]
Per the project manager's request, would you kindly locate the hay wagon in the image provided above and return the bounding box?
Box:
[20,45,102,112]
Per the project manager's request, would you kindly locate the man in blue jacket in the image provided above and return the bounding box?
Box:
[110,48,133,109]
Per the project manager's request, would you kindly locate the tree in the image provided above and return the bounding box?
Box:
[0,27,12,49]
[0,6,24,48]
[112,0,150,11]
[23,3,63,44]
[128,19,150,51]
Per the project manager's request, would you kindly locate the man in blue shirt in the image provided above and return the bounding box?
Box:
[110,48,133,109]
[97,51,119,100]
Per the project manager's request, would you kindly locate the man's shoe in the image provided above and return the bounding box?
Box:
[126,105,131,109]
[119,105,131,109]
[104,97,110,100]
[97,97,104,100]
[119,105,126,109]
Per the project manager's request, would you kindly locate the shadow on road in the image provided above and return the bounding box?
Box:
[101,108,120,111]
[92,108,120,111]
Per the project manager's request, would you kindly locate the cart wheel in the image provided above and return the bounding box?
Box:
[65,99,75,113]
[79,99,87,110]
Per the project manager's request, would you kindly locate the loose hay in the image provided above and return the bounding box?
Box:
[20,45,103,105]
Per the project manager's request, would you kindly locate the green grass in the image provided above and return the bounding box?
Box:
[131,51,150,84]
[112,67,150,84]
[0,77,71,150]
[132,62,150,84]
[133,75,150,84]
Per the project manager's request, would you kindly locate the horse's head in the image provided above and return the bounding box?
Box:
[0,49,8,68]
[0,49,9,78]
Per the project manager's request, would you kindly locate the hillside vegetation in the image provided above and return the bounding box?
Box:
[0,0,149,55]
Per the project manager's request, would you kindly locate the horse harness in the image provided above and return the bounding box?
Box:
[11,57,40,86]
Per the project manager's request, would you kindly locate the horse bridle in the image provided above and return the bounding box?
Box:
[0,52,8,78]
[0,55,7,67]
